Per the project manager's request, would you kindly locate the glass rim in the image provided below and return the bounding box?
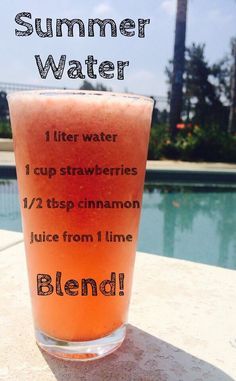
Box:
[7,89,154,104]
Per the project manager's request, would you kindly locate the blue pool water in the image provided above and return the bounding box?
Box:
[0,180,235,270]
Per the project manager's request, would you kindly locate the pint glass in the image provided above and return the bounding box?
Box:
[8,91,153,360]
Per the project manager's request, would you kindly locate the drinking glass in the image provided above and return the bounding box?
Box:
[8,90,153,360]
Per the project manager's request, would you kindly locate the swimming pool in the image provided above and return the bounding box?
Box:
[0,180,235,270]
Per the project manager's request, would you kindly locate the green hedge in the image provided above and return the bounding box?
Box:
[148,124,236,163]
[1,119,236,163]
[0,121,12,139]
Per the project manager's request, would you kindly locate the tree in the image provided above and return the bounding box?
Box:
[0,91,8,120]
[228,37,236,133]
[79,80,110,92]
[169,0,188,138]
[166,43,230,130]
[79,80,96,91]
[184,44,229,128]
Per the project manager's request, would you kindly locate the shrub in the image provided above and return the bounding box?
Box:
[148,123,236,163]
[0,121,12,138]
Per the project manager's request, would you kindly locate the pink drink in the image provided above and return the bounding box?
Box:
[8,91,153,360]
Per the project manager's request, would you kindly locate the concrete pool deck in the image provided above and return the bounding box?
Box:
[1,149,236,184]
[0,229,236,380]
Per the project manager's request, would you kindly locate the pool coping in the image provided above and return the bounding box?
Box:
[1,150,236,185]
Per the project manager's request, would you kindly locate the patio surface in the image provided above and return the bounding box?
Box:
[0,229,236,381]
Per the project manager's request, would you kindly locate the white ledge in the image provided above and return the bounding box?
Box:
[0,234,235,380]
[1,149,236,173]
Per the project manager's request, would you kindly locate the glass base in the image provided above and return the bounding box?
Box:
[35,325,126,361]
